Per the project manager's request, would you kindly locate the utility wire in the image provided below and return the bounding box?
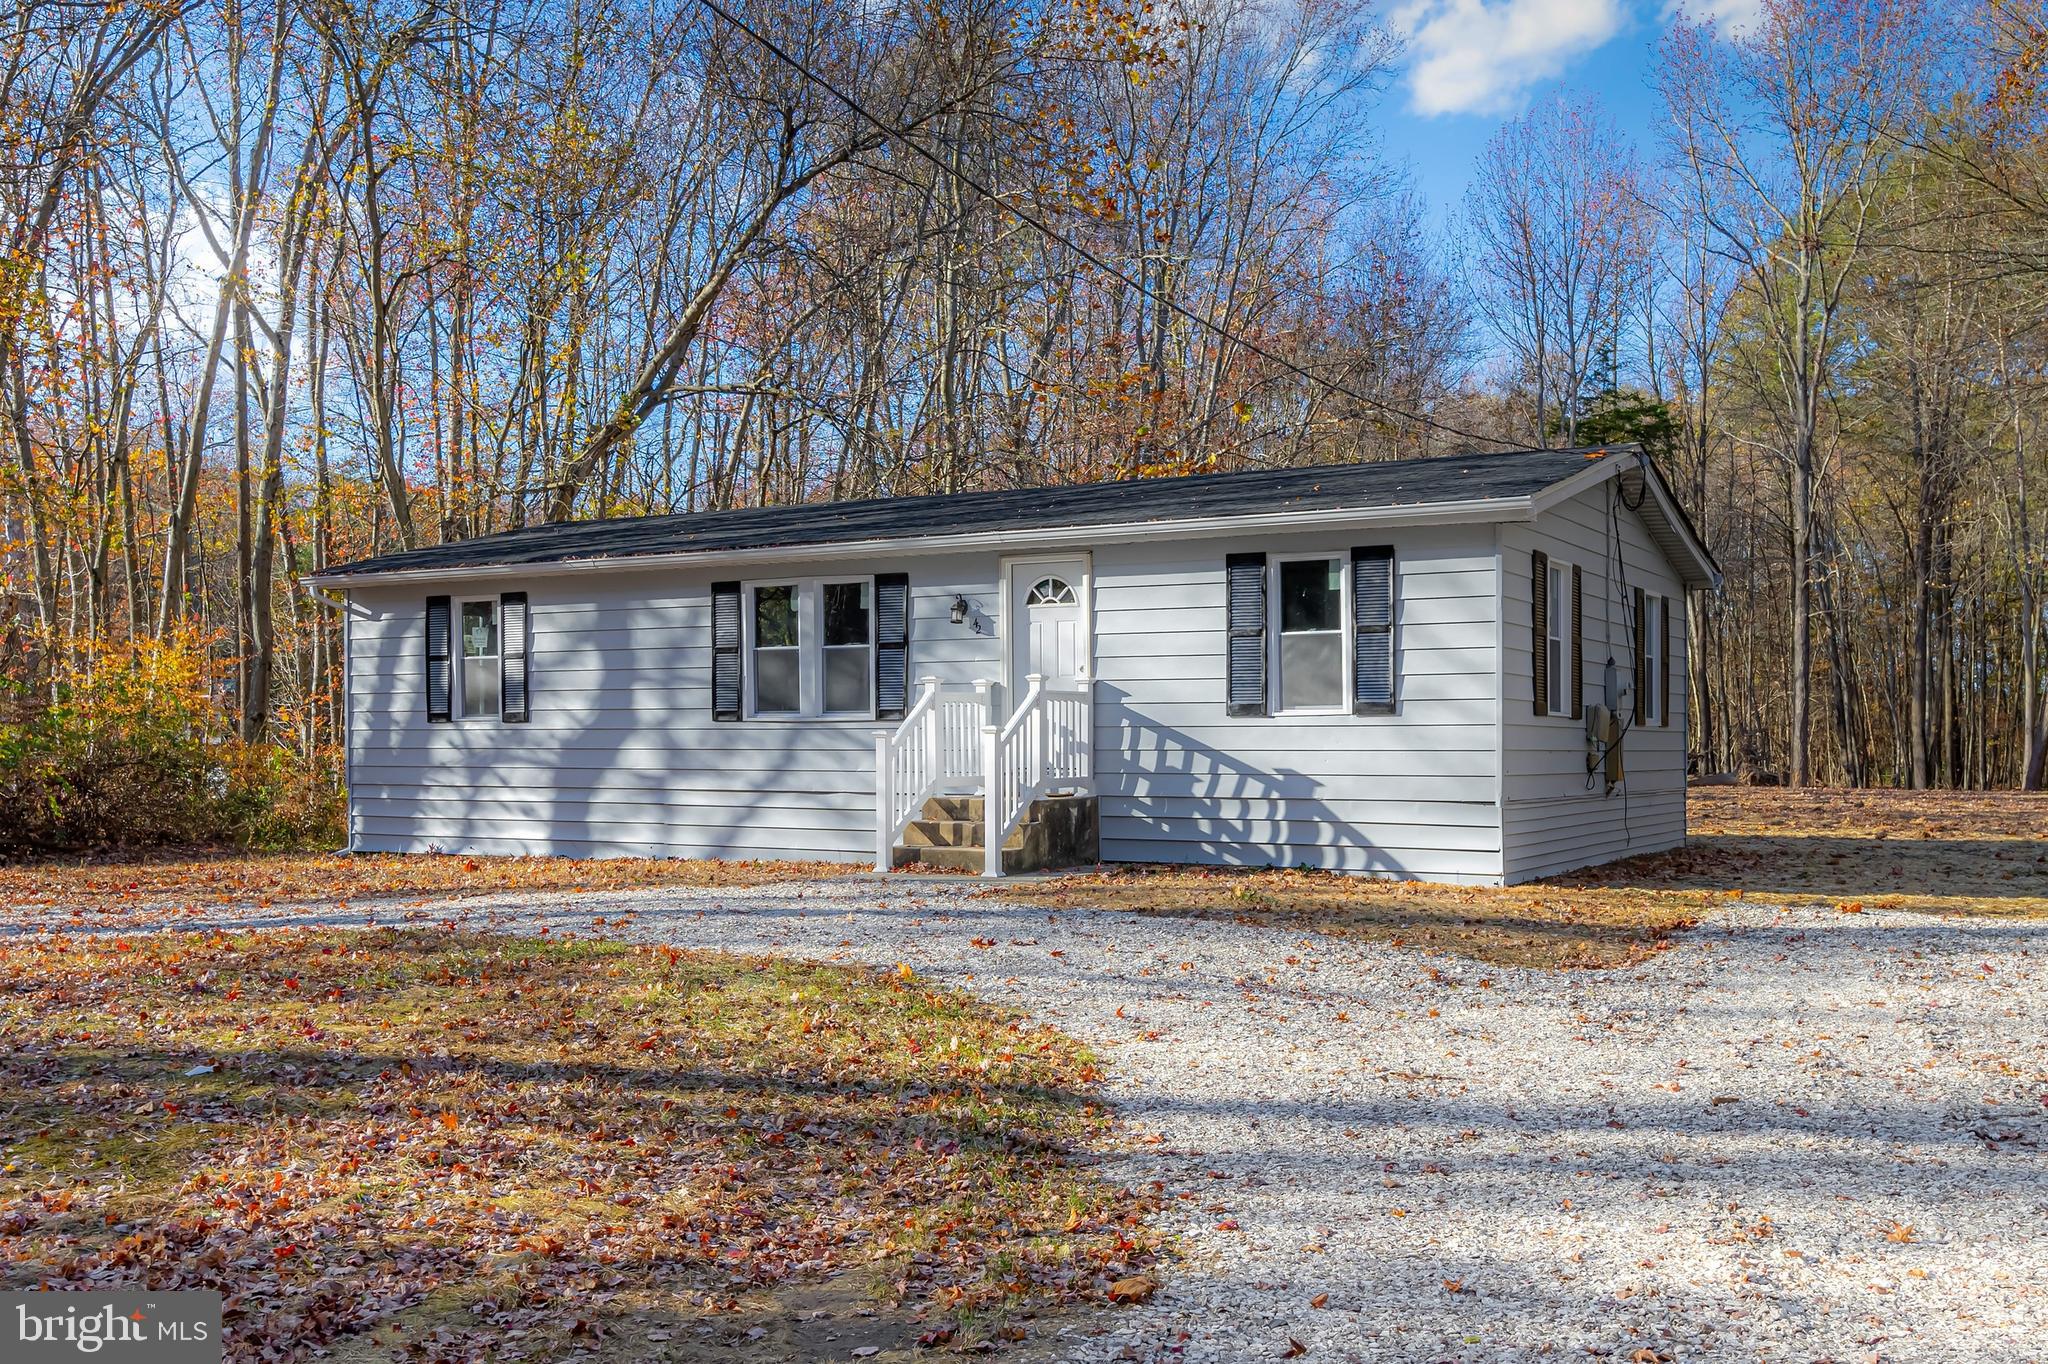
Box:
[696,0,1504,447]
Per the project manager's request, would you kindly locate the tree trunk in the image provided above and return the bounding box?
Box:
[1908,513,1934,788]
[235,301,256,739]
[1788,441,1814,786]
[2026,700,2048,791]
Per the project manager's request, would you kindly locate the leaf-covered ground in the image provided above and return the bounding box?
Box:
[7,788,2040,972]
[992,868,1706,969]
[0,852,842,930]
[1571,786,2048,916]
[997,787,2048,968]
[0,930,1159,1361]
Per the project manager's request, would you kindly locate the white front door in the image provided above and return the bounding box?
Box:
[1009,557,1088,703]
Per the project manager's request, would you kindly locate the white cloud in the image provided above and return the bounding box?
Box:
[1390,0,1625,116]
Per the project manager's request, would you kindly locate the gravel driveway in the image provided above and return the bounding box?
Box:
[49,879,2048,1362]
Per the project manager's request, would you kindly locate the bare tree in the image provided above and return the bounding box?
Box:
[1660,0,1928,786]
[1465,98,1648,449]
[0,0,192,627]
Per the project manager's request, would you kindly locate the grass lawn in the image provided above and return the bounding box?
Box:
[994,788,2048,969]
[0,930,1157,1361]
[0,851,842,929]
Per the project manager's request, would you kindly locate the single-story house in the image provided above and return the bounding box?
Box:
[308,444,1718,885]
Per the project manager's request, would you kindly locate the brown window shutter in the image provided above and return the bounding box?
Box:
[1632,587,1646,725]
[1531,550,1548,716]
[1570,564,1584,721]
[1661,594,1673,726]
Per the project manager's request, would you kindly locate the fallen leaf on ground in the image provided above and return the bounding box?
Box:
[1107,1275,1157,1304]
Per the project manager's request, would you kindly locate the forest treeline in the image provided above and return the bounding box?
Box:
[4,0,2047,850]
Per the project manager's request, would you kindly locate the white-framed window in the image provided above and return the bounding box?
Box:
[751,583,802,715]
[1643,594,1663,725]
[821,579,873,716]
[1271,554,1348,715]
[458,597,500,719]
[744,576,875,719]
[1545,557,1571,717]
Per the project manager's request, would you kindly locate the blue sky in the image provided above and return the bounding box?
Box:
[1370,0,1757,220]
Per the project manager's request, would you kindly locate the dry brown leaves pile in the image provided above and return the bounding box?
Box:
[1001,788,2048,968]
[0,930,1157,1360]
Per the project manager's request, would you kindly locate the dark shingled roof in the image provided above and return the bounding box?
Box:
[323,445,1630,579]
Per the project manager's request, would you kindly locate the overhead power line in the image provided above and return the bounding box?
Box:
[695,0,1501,448]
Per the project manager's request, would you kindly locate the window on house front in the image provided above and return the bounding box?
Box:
[1643,594,1663,725]
[746,578,876,718]
[460,599,500,718]
[1545,559,1570,717]
[822,580,872,715]
[752,585,801,714]
[1274,556,1346,714]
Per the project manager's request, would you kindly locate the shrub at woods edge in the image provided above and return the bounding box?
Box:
[0,629,344,855]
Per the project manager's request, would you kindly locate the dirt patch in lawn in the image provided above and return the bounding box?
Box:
[0,930,1157,1361]
[996,789,2048,967]
[0,851,842,929]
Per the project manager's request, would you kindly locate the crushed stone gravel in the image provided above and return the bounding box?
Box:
[26,879,2046,1362]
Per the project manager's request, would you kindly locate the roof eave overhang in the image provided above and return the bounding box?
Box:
[304,494,1542,589]
[1527,452,1722,592]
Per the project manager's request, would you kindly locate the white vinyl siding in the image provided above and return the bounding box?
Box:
[1501,485,1688,882]
[347,556,998,863]
[1091,524,1503,885]
[345,484,1694,886]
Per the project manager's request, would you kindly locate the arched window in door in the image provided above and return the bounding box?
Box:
[1026,576,1076,607]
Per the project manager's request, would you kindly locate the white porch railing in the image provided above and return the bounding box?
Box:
[874,672,1093,875]
[874,677,991,870]
[980,673,1093,877]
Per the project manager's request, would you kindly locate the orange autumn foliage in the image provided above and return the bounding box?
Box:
[0,627,343,855]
